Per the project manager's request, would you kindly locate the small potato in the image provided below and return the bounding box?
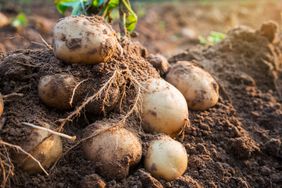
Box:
[15,124,63,173]
[53,16,119,64]
[141,78,189,137]
[38,74,77,110]
[20,135,63,173]
[0,94,3,117]
[145,136,188,181]
[0,12,9,28]
[147,54,170,76]
[82,122,142,180]
[166,61,219,110]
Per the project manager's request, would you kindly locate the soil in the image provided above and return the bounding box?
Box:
[0,1,281,188]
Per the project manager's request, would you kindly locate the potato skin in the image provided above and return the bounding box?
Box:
[0,13,9,28]
[82,123,142,180]
[20,135,63,173]
[53,16,119,64]
[141,78,189,137]
[145,136,188,181]
[0,94,3,117]
[38,74,77,110]
[15,124,63,173]
[166,61,219,110]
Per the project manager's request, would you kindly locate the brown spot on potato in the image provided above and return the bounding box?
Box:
[88,48,98,55]
[60,34,66,41]
[150,163,157,172]
[212,82,219,93]
[103,29,108,34]
[66,38,82,50]
[148,110,157,117]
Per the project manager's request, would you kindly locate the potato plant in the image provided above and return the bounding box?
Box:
[55,0,138,35]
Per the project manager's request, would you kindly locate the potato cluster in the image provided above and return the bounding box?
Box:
[12,15,219,183]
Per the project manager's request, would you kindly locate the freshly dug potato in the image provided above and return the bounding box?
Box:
[0,94,3,117]
[38,74,77,110]
[82,122,142,180]
[166,61,219,110]
[53,16,119,64]
[147,54,170,76]
[145,136,188,181]
[0,12,9,28]
[15,124,63,173]
[141,78,189,137]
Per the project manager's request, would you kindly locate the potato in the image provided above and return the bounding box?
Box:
[145,136,188,181]
[82,122,142,180]
[0,12,9,28]
[166,61,219,110]
[147,54,170,76]
[53,16,119,64]
[15,124,63,173]
[0,94,3,117]
[141,78,189,137]
[38,74,77,110]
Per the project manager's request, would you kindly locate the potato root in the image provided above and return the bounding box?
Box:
[15,124,63,173]
[145,136,188,181]
[53,16,119,64]
[166,61,219,110]
[82,122,142,180]
[141,78,189,137]
[38,74,77,110]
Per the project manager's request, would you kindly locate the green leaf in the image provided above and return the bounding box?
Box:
[121,0,137,32]
[108,0,119,9]
[11,12,28,28]
[55,0,88,15]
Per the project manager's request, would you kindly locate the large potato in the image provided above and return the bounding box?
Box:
[53,16,119,64]
[166,61,219,110]
[38,74,77,110]
[141,78,189,137]
[82,122,142,180]
[15,124,63,173]
[0,94,3,117]
[145,136,188,181]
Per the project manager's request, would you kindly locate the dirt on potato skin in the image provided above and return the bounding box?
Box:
[0,21,282,188]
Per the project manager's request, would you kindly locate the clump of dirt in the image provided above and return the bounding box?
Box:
[0,21,282,188]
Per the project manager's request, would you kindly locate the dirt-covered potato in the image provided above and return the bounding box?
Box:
[147,54,170,76]
[53,16,119,64]
[38,74,77,110]
[0,12,9,28]
[0,94,3,117]
[15,124,63,173]
[82,122,142,180]
[166,61,219,110]
[145,136,188,181]
[141,78,189,137]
